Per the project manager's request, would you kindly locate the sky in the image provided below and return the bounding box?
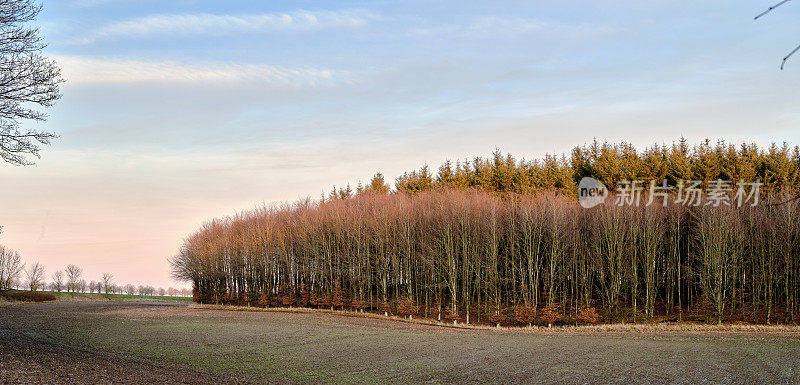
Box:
[0,0,798,289]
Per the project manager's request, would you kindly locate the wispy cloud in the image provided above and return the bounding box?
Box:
[469,16,616,37]
[70,0,122,7]
[71,10,378,44]
[410,16,616,40]
[55,55,342,85]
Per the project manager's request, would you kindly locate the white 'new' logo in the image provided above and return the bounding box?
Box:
[578,177,608,208]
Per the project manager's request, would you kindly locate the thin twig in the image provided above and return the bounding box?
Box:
[763,194,800,206]
[755,0,792,20]
[781,43,800,70]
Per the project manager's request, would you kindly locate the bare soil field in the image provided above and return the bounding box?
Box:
[1,301,799,384]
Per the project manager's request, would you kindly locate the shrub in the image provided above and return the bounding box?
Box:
[514,305,536,326]
[576,307,600,325]
[442,306,459,324]
[350,298,367,312]
[397,296,418,319]
[317,293,332,309]
[538,303,561,327]
[2,290,56,302]
[331,282,346,309]
[489,312,506,327]
[257,292,270,307]
[378,300,391,316]
[281,293,294,307]
[297,285,310,307]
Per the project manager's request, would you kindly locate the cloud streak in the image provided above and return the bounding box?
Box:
[55,55,341,85]
[410,16,616,40]
[71,10,378,44]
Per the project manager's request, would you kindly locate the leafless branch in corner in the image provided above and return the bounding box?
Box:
[0,0,63,165]
[754,0,798,70]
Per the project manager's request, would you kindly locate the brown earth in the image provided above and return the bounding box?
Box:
[1,301,799,384]
[0,302,252,384]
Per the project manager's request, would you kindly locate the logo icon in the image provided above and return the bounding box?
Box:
[578,177,608,208]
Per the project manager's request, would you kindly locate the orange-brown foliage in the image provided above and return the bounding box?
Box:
[397,296,418,317]
[331,282,346,309]
[489,312,506,327]
[258,292,270,307]
[577,307,600,325]
[514,305,536,326]
[539,303,561,326]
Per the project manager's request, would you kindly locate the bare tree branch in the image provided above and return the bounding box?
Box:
[781,43,800,70]
[754,0,798,69]
[0,0,62,165]
[754,0,792,20]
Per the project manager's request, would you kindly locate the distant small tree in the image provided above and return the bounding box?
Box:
[25,261,44,291]
[0,246,23,290]
[101,273,113,294]
[64,264,81,293]
[121,283,134,295]
[364,172,390,194]
[51,270,63,292]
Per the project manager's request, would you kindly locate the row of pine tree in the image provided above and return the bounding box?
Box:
[329,138,800,199]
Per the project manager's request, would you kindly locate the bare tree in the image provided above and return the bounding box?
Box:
[25,260,44,291]
[51,270,62,292]
[0,0,63,165]
[101,273,113,294]
[65,264,82,293]
[0,245,23,289]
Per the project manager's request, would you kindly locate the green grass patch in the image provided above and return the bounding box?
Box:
[45,290,192,302]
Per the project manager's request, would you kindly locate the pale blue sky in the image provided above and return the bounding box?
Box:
[0,0,797,288]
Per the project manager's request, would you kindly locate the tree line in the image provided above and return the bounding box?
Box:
[172,139,800,325]
[0,251,189,297]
